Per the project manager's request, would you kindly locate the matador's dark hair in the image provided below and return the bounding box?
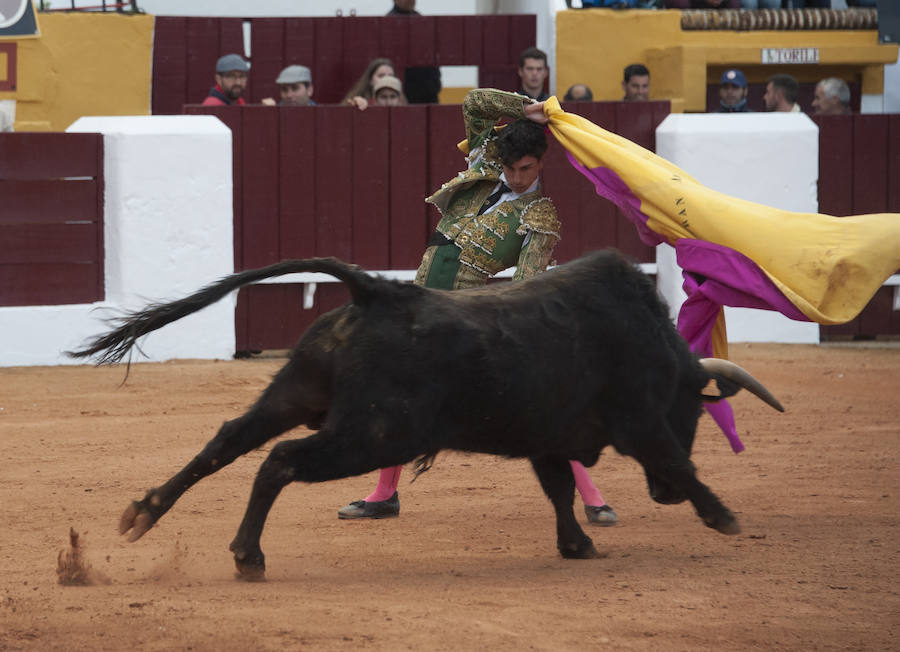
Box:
[495,119,548,165]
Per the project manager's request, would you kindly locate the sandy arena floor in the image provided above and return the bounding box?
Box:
[1,343,898,651]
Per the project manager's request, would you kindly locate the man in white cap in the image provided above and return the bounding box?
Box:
[262,65,316,107]
[350,75,406,111]
[202,53,249,106]
[372,75,404,106]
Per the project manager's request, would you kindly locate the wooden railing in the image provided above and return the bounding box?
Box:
[0,133,104,307]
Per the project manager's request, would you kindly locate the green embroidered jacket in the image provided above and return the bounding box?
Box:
[426,89,561,280]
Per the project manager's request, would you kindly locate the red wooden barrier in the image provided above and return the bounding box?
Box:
[812,114,900,340]
[153,17,244,115]
[186,101,666,351]
[5,111,897,346]
[153,15,534,113]
[207,105,897,350]
[0,133,104,307]
[889,115,900,212]
[814,115,854,217]
[389,106,430,269]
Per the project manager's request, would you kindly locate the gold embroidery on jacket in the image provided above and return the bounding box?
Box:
[478,210,512,239]
[517,198,561,239]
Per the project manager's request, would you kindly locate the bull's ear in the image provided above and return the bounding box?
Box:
[700,375,741,403]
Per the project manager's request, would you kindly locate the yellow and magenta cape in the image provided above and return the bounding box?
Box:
[543,97,900,451]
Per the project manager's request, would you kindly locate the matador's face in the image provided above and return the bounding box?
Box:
[502,155,542,195]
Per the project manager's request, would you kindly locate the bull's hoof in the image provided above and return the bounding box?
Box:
[230,543,266,581]
[703,510,741,535]
[234,560,266,582]
[559,540,605,559]
[119,500,157,542]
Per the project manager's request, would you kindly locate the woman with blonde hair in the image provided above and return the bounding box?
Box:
[342,57,397,109]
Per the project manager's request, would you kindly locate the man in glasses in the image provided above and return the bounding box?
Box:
[202,54,249,106]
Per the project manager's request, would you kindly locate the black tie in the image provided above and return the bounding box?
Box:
[478,182,510,215]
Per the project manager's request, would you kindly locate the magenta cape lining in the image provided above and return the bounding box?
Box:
[566,156,809,453]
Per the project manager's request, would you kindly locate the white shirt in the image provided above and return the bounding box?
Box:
[481,174,540,216]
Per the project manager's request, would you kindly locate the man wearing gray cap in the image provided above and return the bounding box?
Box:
[261,65,316,107]
[201,53,249,106]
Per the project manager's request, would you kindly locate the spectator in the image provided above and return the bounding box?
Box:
[563,84,593,101]
[373,76,406,106]
[582,0,665,6]
[691,0,740,6]
[337,88,617,527]
[664,0,739,7]
[718,68,751,113]
[386,1,442,104]
[261,65,316,107]
[781,1,838,6]
[812,78,851,115]
[351,75,407,111]
[622,64,650,102]
[342,58,396,110]
[738,0,781,7]
[517,47,550,101]
[201,54,249,106]
[582,1,644,6]
[764,73,802,112]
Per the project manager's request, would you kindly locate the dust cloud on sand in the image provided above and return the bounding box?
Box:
[56,528,110,586]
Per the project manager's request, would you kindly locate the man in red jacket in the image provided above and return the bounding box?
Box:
[201,54,249,106]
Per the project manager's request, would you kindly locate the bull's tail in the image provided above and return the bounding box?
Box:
[67,257,377,365]
[699,358,784,412]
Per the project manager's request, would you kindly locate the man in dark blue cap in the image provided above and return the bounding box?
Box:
[202,54,249,106]
[718,68,750,113]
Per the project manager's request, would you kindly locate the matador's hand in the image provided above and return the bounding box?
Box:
[524,100,548,125]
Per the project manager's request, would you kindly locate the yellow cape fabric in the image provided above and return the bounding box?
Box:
[543,97,900,326]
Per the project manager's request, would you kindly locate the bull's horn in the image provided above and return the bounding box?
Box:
[699,358,785,413]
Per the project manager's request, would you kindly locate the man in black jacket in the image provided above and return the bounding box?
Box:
[718,68,751,113]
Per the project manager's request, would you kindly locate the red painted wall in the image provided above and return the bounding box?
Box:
[185,105,898,350]
[185,100,666,351]
[0,133,104,307]
[814,114,900,340]
[6,114,897,348]
[153,15,536,113]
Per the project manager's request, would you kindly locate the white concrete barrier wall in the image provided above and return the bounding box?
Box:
[654,113,821,345]
[0,116,235,367]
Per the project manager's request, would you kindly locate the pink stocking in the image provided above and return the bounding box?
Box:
[569,460,607,507]
[364,466,402,502]
[704,401,745,453]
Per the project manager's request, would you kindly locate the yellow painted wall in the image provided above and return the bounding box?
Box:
[0,13,153,131]
[556,9,898,112]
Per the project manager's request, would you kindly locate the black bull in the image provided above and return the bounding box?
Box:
[70,250,783,580]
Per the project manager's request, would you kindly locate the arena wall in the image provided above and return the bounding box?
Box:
[0,116,234,367]
[3,10,897,131]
